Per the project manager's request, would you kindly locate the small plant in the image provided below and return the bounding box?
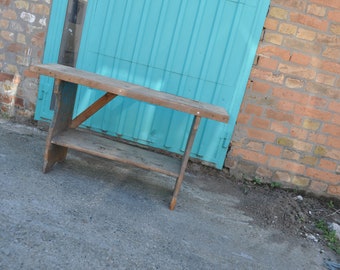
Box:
[270,182,282,188]
[316,219,340,254]
[252,177,262,185]
[328,200,335,209]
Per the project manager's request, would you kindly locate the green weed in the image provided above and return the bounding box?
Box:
[270,182,282,188]
[316,219,340,254]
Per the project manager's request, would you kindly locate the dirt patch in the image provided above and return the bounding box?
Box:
[186,162,340,256]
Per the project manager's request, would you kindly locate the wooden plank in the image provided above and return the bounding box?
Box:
[31,64,229,123]
[43,80,78,173]
[51,129,181,178]
[70,92,117,128]
[170,116,201,210]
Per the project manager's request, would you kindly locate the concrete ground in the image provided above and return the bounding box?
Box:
[0,119,338,269]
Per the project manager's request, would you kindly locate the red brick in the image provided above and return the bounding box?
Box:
[285,78,304,89]
[250,68,284,84]
[278,63,316,80]
[257,45,291,61]
[310,181,328,193]
[1,30,14,41]
[29,4,50,15]
[0,19,9,29]
[306,168,340,184]
[316,33,340,46]
[328,11,340,23]
[272,87,309,103]
[237,113,251,125]
[264,144,282,157]
[296,28,317,41]
[290,52,311,66]
[292,115,303,126]
[14,97,24,107]
[246,141,264,152]
[7,43,25,53]
[330,24,340,35]
[300,155,318,166]
[247,128,277,143]
[271,122,289,134]
[0,72,14,82]
[322,47,340,60]
[290,13,329,31]
[328,186,340,196]
[266,109,294,123]
[273,171,291,183]
[322,123,340,136]
[276,100,295,112]
[307,4,327,17]
[283,37,322,54]
[256,167,273,178]
[310,0,340,9]
[268,7,288,20]
[331,114,340,125]
[308,132,327,144]
[264,32,284,45]
[294,104,332,121]
[272,0,307,11]
[23,69,39,79]
[327,148,340,160]
[0,0,11,6]
[282,149,300,160]
[0,93,13,104]
[269,158,305,174]
[307,96,328,108]
[257,57,279,70]
[326,136,340,149]
[329,101,340,113]
[319,159,337,171]
[233,148,268,164]
[252,117,270,129]
[245,104,263,116]
[316,73,336,86]
[290,127,308,140]
[264,18,279,30]
[31,32,45,47]
[251,81,272,94]
[278,23,297,35]
[2,9,17,20]
[305,81,340,99]
[321,61,340,75]
[276,137,314,154]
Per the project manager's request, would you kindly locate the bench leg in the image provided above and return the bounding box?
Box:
[43,79,78,173]
[170,115,201,210]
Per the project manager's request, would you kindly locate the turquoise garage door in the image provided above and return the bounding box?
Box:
[35,0,270,169]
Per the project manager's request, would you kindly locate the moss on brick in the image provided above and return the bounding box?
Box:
[292,176,310,187]
[301,156,318,166]
[314,146,327,156]
[277,137,294,147]
[303,119,320,130]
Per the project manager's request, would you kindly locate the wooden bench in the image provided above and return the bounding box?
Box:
[31,63,229,210]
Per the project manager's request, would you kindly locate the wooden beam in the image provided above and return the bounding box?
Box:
[70,92,117,128]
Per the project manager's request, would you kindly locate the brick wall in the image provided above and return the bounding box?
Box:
[225,0,340,197]
[0,0,50,120]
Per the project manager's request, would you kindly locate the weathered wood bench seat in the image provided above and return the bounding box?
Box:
[31,63,229,210]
